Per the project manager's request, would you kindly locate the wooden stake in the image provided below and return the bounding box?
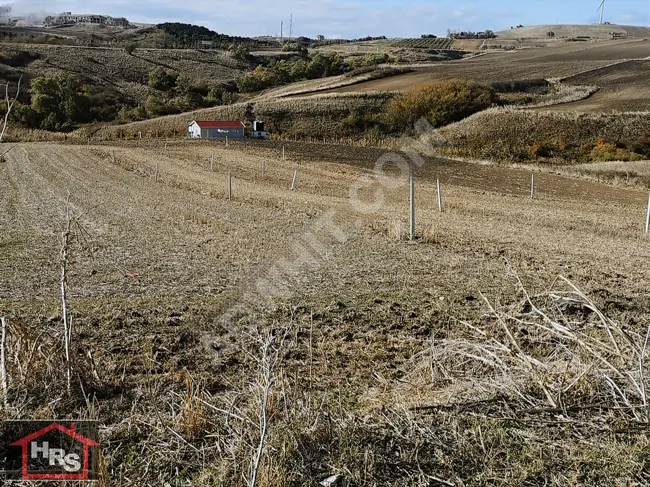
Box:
[138,131,142,139]
[291,169,297,191]
[227,171,232,200]
[530,172,535,199]
[437,179,443,212]
[409,167,415,241]
[1,316,7,408]
[210,153,214,171]
[646,193,650,234]
[225,136,229,147]
[154,162,159,182]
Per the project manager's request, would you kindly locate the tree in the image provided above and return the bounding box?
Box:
[385,79,495,131]
[29,74,88,131]
[148,67,178,91]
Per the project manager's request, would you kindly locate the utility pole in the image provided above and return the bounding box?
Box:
[281,21,283,41]
[289,14,293,39]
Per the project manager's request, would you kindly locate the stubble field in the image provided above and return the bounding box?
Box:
[2,139,650,484]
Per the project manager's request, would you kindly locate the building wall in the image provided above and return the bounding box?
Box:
[202,128,245,139]
[187,123,202,138]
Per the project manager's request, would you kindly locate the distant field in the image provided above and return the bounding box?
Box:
[320,59,613,94]
[496,23,650,40]
[391,38,454,49]
[551,60,650,112]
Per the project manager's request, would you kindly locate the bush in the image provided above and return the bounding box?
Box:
[124,44,136,55]
[590,139,643,162]
[384,79,495,131]
[148,67,178,91]
[530,142,553,158]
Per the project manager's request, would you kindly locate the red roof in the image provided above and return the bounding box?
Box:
[10,422,98,447]
[193,120,244,129]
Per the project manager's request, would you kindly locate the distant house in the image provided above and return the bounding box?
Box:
[187,120,246,139]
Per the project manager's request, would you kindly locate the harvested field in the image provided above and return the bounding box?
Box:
[496,24,650,40]
[2,139,650,485]
[550,60,650,112]
[321,59,613,93]
[305,40,648,96]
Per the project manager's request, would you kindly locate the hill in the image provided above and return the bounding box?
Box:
[496,23,650,40]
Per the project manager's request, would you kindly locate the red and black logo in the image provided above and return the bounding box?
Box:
[2,421,99,480]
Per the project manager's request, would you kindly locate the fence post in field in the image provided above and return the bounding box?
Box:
[530,173,535,199]
[210,153,214,171]
[227,171,232,201]
[138,131,142,139]
[646,193,650,234]
[154,162,159,183]
[225,136,229,148]
[409,166,415,241]
[437,179,443,212]
[1,316,8,408]
[291,169,297,191]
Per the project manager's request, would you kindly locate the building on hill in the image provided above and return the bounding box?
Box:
[187,120,246,139]
[44,13,130,28]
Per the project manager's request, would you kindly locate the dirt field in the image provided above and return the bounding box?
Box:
[550,60,650,112]
[2,139,650,484]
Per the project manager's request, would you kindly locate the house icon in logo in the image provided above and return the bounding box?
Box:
[9,422,99,480]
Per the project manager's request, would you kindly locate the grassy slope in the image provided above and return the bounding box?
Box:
[0,43,251,104]
[85,92,394,139]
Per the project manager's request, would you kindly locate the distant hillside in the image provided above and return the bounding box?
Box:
[497,24,650,40]
[157,22,279,49]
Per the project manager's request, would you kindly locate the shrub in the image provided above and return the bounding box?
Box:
[530,142,553,158]
[384,79,495,131]
[627,138,650,158]
[148,67,178,91]
[590,138,643,162]
[124,43,136,55]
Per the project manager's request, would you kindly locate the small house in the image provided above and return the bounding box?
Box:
[187,120,245,139]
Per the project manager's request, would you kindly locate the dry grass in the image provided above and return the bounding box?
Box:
[86,92,394,140]
[2,140,650,484]
[439,108,650,162]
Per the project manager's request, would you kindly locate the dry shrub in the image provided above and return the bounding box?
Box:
[385,79,495,131]
[421,224,438,244]
[388,219,405,241]
[590,138,643,162]
[529,142,553,158]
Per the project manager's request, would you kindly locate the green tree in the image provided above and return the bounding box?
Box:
[29,74,88,130]
[148,67,178,91]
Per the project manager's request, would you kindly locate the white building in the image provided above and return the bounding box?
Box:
[187,120,246,139]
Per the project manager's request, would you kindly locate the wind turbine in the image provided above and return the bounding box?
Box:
[597,0,605,24]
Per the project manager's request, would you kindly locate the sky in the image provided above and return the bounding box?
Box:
[5,0,650,39]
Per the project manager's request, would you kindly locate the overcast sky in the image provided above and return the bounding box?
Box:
[6,0,650,38]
